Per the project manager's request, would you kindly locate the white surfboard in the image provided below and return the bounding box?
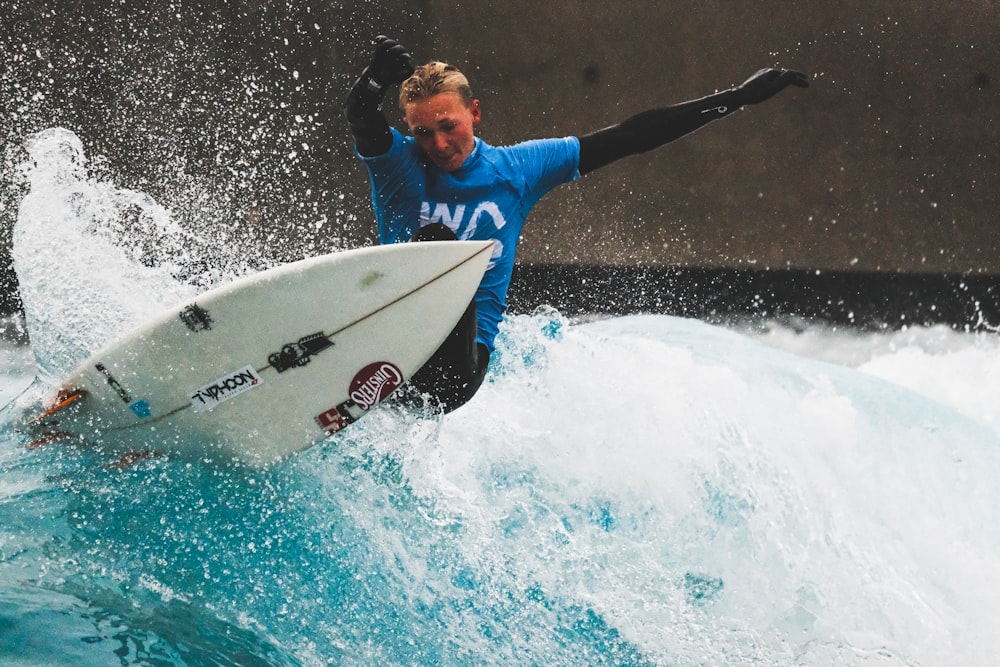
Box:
[25,240,493,465]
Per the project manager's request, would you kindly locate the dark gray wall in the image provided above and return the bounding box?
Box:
[425,1,999,273]
[1,1,997,278]
[0,0,427,262]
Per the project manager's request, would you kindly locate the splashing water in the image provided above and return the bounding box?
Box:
[13,128,199,380]
[1,131,1000,665]
[11,128,287,381]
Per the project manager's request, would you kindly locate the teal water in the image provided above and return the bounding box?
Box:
[2,129,1000,665]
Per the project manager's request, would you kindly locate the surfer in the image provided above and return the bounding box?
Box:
[344,36,808,413]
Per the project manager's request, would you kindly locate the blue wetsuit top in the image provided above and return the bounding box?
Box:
[359,127,580,352]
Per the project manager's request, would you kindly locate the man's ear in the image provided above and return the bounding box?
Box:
[470,99,482,126]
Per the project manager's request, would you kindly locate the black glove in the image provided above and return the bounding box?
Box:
[363,35,416,94]
[734,68,809,106]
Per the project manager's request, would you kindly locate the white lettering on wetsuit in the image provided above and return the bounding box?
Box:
[419,200,507,268]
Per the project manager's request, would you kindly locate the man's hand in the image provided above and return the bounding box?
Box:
[366,35,416,92]
[735,68,809,106]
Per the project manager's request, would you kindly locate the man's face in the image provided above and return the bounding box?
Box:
[404,92,481,172]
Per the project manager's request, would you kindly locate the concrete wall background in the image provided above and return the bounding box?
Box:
[1,1,997,280]
[416,1,998,272]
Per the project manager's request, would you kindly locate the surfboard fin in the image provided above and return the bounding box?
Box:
[107,450,160,470]
[29,388,86,424]
[25,431,72,449]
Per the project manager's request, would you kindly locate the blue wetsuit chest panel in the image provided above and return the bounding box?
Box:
[360,128,580,351]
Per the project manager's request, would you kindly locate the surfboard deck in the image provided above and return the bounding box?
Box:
[23,240,494,465]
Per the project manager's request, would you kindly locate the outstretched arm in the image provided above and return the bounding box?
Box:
[343,36,415,157]
[577,68,809,175]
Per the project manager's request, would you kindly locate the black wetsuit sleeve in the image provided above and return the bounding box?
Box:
[343,36,416,157]
[577,88,743,175]
[343,71,393,157]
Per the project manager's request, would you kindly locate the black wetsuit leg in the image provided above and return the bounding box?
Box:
[401,223,490,413]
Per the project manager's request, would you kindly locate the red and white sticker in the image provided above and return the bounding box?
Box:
[315,405,351,435]
[349,361,403,410]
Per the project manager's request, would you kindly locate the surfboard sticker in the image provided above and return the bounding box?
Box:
[190,365,263,413]
[95,363,132,403]
[314,362,404,436]
[315,399,365,436]
[315,404,350,435]
[268,332,334,372]
[129,399,152,418]
[179,303,213,332]
[349,361,403,411]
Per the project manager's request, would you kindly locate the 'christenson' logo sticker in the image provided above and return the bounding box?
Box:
[349,361,403,410]
[190,365,263,413]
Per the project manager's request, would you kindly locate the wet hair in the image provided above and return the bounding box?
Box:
[399,61,475,109]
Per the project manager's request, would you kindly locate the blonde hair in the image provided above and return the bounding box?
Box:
[399,61,474,109]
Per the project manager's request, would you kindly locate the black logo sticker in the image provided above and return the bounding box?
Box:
[268,332,334,372]
[180,303,213,332]
[95,363,131,404]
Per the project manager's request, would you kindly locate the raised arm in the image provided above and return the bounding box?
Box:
[577,68,809,175]
[343,36,416,157]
